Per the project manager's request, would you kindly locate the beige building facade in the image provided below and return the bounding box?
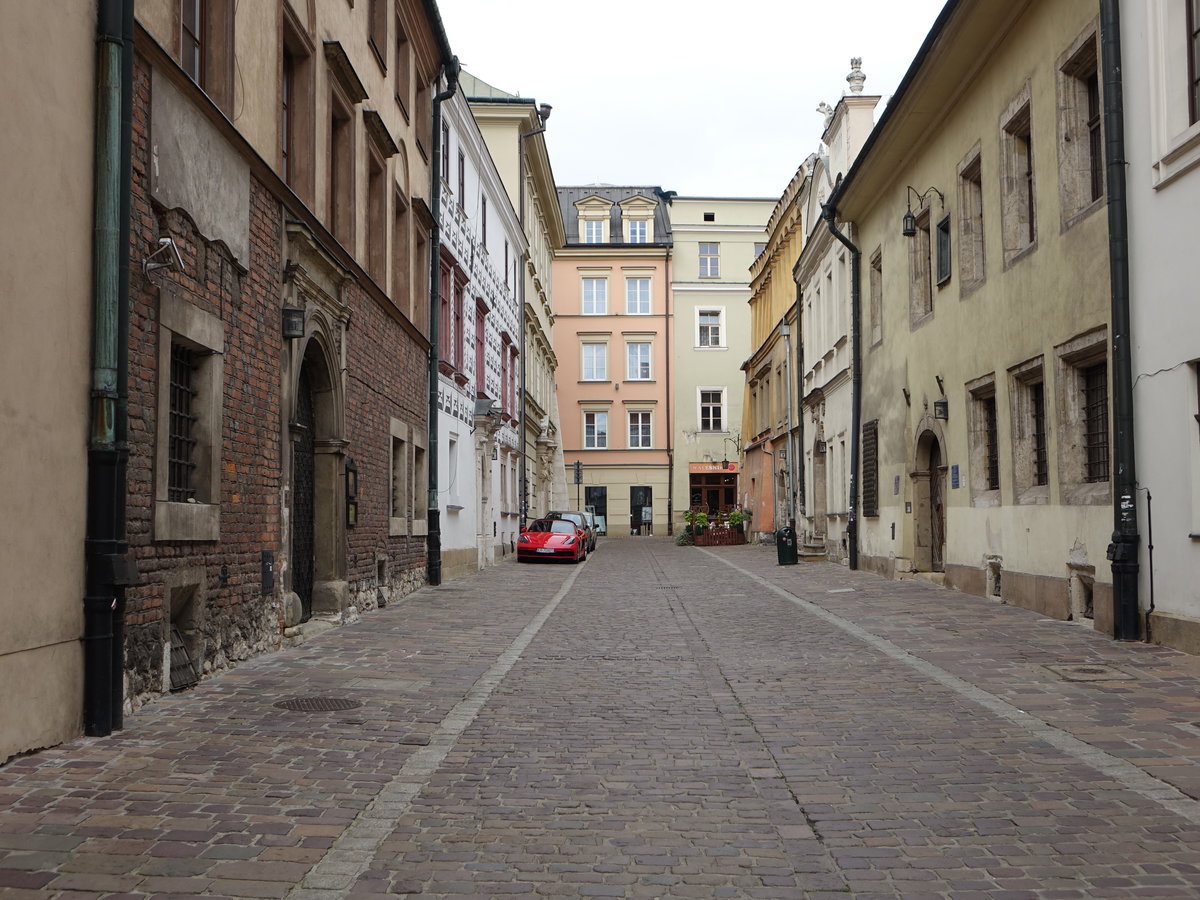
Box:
[831,0,1115,627]
[553,187,673,535]
[669,197,772,530]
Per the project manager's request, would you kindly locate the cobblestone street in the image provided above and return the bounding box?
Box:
[6,539,1200,898]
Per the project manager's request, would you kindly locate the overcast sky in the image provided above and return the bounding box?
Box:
[437,0,948,199]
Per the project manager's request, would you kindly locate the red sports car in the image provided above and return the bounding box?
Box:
[518,518,588,563]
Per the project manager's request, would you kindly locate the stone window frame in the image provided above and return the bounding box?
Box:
[999,84,1038,268]
[698,387,726,433]
[388,417,411,536]
[1057,21,1105,230]
[698,242,720,278]
[179,0,236,115]
[580,273,609,315]
[618,195,657,244]
[696,306,726,349]
[868,247,883,347]
[580,339,608,382]
[625,275,652,315]
[155,289,224,542]
[957,144,985,294]
[281,5,316,206]
[627,409,653,449]
[625,340,653,382]
[1055,328,1111,506]
[575,196,613,244]
[1007,355,1050,506]
[583,409,609,449]
[908,206,933,327]
[966,373,1001,507]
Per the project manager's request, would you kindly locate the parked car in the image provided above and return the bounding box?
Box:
[546,510,598,551]
[518,518,588,564]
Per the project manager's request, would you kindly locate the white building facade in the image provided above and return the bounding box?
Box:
[437,92,525,578]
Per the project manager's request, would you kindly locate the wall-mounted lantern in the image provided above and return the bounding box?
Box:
[933,399,949,420]
[282,305,306,339]
[901,185,945,237]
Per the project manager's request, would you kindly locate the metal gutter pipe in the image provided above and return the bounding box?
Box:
[781,321,796,527]
[1099,0,1140,640]
[820,202,861,570]
[84,0,137,736]
[426,57,460,588]
[794,282,805,535]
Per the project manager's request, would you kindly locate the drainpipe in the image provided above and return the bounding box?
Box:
[665,248,674,535]
[794,282,806,537]
[84,0,137,736]
[1099,0,1140,640]
[820,202,861,570]
[426,57,460,587]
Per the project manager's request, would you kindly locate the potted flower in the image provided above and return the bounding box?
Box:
[689,510,709,535]
[728,508,745,535]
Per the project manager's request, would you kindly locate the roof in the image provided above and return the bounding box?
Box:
[555,185,674,246]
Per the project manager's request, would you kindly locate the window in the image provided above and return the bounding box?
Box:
[868,249,883,346]
[862,420,879,517]
[452,276,465,372]
[699,243,720,278]
[584,411,608,449]
[1009,357,1048,503]
[958,151,985,290]
[481,195,488,246]
[155,290,224,541]
[699,390,724,432]
[368,0,387,69]
[180,0,234,113]
[582,277,608,315]
[909,208,933,324]
[626,342,651,381]
[629,411,652,448]
[628,220,648,243]
[1058,31,1104,224]
[474,302,487,389]
[281,10,315,204]
[329,88,355,245]
[1001,94,1036,263]
[389,420,410,535]
[457,150,465,208]
[1190,0,1200,125]
[582,343,607,381]
[584,220,604,243]
[703,212,715,222]
[698,309,723,348]
[437,260,452,368]
[968,376,1000,503]
[440,121,450,182]
[412,434,428,535]
[394,12,411,114]
[626,277,651,314]
[1056,330,1110,503]
[619,196,656,243]
[367,149,386,282]
[935,215,952,285]
[392,185,411,319]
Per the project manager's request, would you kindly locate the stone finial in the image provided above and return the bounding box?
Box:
[817,101,835,128]
[847,57,866,94]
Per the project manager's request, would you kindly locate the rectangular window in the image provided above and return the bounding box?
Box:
[958,153,985,289]
[394,13,411,114]
[367,150,386,283]
[584,220,603,243]
[581,277,608,315]
[700,390,724,432]
[481,195,488,246]
[984,395,1000,491]
[474,303,487,389]
[452,278,465,372]
[1032,381,1049,487]
[699,242,720,278]
[909,209,932,323]
[457,150,465,208]
[1001,98,1036,261]
[168,343,199,502]
[438,261,452,364]
[698,309,722,347]
[1059,34,1104,223]
[368,0,387,68]
[628,411,652,448]
[581,343,607,381]
[626,342,651,381]
[1009,358,1047,503]
[330,90,355,245]
[392,187,411,319]
[862,420,879,517]
[935,215,952,285]
[181,0,204,84]
[391,435,407,519]
[868,249,883,346]
[1082,361,1110,483]
[281,48,294,184]
[626,277,651,314]
[628,220,647,243]
[584,411,608,449]
[440,121,450,182]
[281,11,314,204]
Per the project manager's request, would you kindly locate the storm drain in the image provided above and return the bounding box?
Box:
[274,697,363,712]
[1044,663,1134,682]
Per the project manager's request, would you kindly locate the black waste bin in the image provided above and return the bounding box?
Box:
[776,526,798,565]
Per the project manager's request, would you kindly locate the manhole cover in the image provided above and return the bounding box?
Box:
[274,697,363,712]
[1044,663,1133,682]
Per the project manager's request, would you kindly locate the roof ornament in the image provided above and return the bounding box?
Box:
[847,57,866,94]
[817,102,834,129]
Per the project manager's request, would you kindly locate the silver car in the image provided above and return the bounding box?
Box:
[545,510,597,552]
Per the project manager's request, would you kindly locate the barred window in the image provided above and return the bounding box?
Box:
[168,343,199,502]
[861,420,879,517]
[1082,361,1110,482]
[1031,381,1049,487]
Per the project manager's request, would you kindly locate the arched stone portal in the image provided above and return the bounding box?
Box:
[912,427,947,573]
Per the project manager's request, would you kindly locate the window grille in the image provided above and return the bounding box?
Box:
[1031,381,1048,486]
[984,396,1000,490]
[168,343,199,502]
[862,420,879,517]
[1082,361,1110,482]
[1086,72,1103,202]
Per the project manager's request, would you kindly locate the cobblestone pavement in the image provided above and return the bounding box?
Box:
[6,539,1200,898]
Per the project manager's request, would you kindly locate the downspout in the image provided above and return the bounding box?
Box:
[665,248,674,535]
[781,321,796,527]
[1099,0,1140,640]
[794,282,806,536]
[426,57,460,587]
[84,0,137,736]
[821,202,861,570]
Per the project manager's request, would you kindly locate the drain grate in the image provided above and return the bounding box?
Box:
[1044,663,1134,682]
[274,697,363,712]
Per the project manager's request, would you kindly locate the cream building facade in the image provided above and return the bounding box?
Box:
[830,0,1116,627]
[553,186,673,536]
[669,197,772,529]
[1121,1,1200,651]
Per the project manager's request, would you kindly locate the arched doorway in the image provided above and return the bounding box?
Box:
[289,337,346,621]
[913,429,946,572]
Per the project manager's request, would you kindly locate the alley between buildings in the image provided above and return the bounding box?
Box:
[5,541,1200,898]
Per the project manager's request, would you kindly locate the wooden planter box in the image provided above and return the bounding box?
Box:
[693,525,746,546]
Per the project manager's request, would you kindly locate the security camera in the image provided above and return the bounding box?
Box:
[144,236,185,276]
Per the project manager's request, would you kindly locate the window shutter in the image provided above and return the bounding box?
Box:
[862,420,879,518]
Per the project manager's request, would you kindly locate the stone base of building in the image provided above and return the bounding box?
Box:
[1148,610,1200,655]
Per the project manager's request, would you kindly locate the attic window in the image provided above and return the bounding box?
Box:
[703,212,715,222]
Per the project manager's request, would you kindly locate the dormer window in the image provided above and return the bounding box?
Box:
[618,194,656,244]
[575,195,614,245]
[628,220,647,243]
[584,220,604,243]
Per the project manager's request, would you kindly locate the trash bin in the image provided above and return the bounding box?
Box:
[776,526,798,565]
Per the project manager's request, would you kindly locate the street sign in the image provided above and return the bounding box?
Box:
[573,461,583,484]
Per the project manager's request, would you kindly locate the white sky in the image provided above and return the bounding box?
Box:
[437,0,948,199]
